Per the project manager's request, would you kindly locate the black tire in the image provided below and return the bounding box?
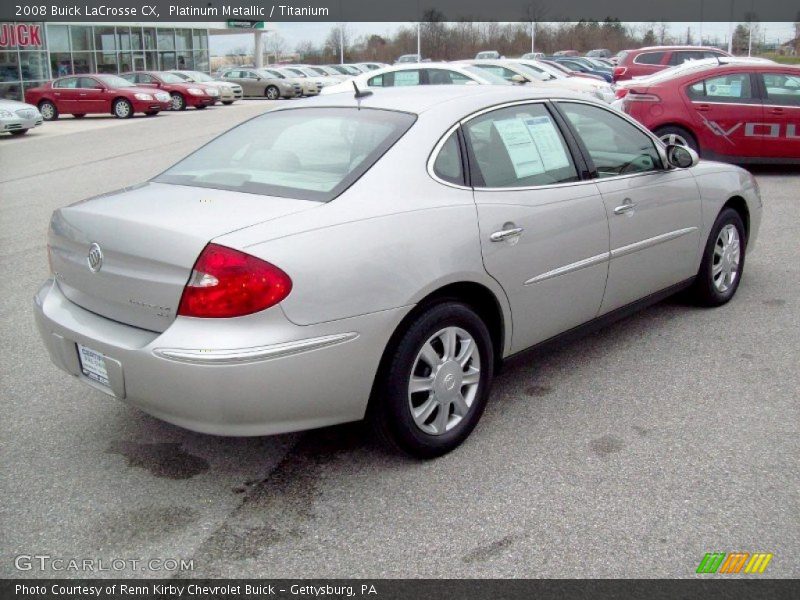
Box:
[10,129,28,136]
[38,100,58,121]
[195,104,207,110]
[144,110,159,116]
[170,92,186,111]
[265,85,280,100]
[654,125,699,154]
[369,301,495,459]
[222,101,234,105]
[689,207,746,307]
[73,113,86,119]
[112,98,133,119]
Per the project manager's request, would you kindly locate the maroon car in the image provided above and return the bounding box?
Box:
[24,74,172,120]
[120,71,218,110]
[613,46,731,82]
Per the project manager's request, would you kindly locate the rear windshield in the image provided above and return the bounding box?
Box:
[154,107,416,202]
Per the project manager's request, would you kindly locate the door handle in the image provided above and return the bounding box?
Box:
[768,107,785,115]
[490,226,524,242]
[696,103,711,112]
[614,198,637,215]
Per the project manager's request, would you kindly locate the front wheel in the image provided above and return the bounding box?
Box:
[265,85,280,100]
[113,98,133,119]
[222,101,234,105]
[369,301,494,458]
[170,92,186,111]
[38,100,58,121]
[690,207,746,306]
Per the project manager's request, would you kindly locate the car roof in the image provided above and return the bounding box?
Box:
[287,85,588,115]
[634,45,728,52]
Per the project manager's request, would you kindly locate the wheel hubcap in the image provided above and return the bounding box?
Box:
[661,133,689,147]
[41,104,53,119]
[172,96,182,109]
[712,224,741,293]
[116,103,129,117]
[408,326,481,436]
[267,89,277,99]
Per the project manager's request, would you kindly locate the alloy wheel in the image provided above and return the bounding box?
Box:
[115,101,130,118]
[408,326,481,436]
[660,132,689,147]
[40,103,54,120]
[712,224,741,293]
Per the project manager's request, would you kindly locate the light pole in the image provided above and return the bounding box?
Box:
[531,21,536,53]
[417,22,421,59]
[339,26,344,63]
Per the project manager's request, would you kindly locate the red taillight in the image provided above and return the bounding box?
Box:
[615,88,629,99]
[613,66,627,79]
[177,244,292,318]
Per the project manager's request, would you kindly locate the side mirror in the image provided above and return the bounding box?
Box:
[666,144,699,169]
[511,74,527,84]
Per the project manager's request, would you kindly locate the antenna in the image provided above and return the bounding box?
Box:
[353,81,373,99]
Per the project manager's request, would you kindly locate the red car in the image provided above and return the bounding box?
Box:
[24,74,172,120]
[119,71,218,111]
[613,46,731,82]
[622,62,800,163]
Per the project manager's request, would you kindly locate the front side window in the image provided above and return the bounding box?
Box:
[686,73,753,101]
[761,72,800,107]
[634,51,665,65]
[78,77,101,89]
[432,131,464,185]
[155,108,416,202]
[393,70,421,86]
[559,102,661,177]
[464,103,578,188]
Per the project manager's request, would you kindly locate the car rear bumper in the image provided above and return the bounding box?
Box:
[34,279,407,436]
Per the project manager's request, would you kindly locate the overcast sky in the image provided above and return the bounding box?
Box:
[210,21,797,55]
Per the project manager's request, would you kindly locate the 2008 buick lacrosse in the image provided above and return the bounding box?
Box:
[34,86,761,457]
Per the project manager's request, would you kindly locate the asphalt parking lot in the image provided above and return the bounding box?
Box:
[0,101,797,579]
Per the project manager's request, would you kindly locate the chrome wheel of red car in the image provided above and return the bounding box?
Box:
[113,99,133,119]
[170,93,186,111]
[39,101,57,121]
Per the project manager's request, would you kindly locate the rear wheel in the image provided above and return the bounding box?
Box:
[222,101,234,105]
[265,85,280,100]
[170,92,186,111]
[113,98,133,119]
[654,125,699,154]
[38,100,58,121]
[369,301,494,458]
[690,207,746,306]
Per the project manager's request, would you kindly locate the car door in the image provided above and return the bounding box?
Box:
[77,76,105,113]
[52,77,80,112]
[757,70,800,159]
[683,71,763,159]
[462,101,610,352]
[556,101,702,314]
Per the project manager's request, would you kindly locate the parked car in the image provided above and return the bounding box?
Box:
[327,64,363,76]
[622,62,800,163]
[395,54,422,64]
[120,71,218,111]
[34,86,760,458]
[354,62,388,71]
[476,51,501,59]
[276,66,334,95]
[540,59,607,82]
[320,62,510,95]
[520,52,545,60]
[169,70,243,105]
[25,74,171,120]
[219,67,301,99]
[553,50,580,57]
[304,65,350,80]
[548,57,613,82]
[0,98,42,134]
[502,59,615,102]
[613,46,732,82]
[586,49,612,58]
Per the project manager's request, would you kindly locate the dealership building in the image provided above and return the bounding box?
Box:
[0,21,272,101]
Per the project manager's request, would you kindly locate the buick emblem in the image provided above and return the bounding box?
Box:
[443,373,456,391]
[86,243,103,273]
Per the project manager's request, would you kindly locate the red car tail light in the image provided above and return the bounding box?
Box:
[178,244,292,318]
[615,88,629,99]
[613,66,627,79]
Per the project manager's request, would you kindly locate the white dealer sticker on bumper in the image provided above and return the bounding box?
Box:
[77,344,110,387]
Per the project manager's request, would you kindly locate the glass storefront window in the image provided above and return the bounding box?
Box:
[51,53,73,77]
[143,28,157,50]
[130,28,143,51]
[159,51,176,70]
[0,51,20,82]
[144,51,157,70]
[176,53,192,70]
[71,26,92,51]
[118,53,133,72]
[1,82,23,101]
[47,25,70,52]
[94,26,116,52]
[19,52,48,81]
[176,29,192,51]
[158,29,175,51]
[96,52,117,73]
[72,52,95,74]
[194,50,209,72]
[117,27,131,51]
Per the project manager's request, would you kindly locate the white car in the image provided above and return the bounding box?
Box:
[0,98,43,135]
[303,65,350,80]
[513,59,616,103]
[283,66,340,89]
[320,63,511,95]
[461,59,601,101]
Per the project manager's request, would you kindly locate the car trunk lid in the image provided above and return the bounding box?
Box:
[48,182,317,332]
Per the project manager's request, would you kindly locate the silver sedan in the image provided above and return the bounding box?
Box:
[1,98,43,135]
[34,87,761,457]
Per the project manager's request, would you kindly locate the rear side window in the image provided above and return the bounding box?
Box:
[55,77,79,88]
[668,50,710,65]
[432,131,464,185]
[464,103,578,188]
[634,52,665,65]
[425,69,473,85]
[761,72,800,107]
[559,102,661,177]
[155,108,416,202]
[686,73,753,101]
